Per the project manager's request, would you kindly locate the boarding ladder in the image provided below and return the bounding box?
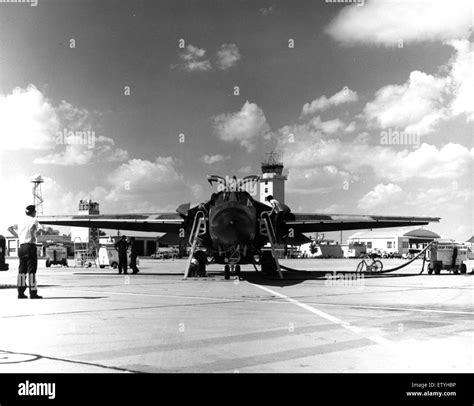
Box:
[261,212,283,279]
[183,211,206,279]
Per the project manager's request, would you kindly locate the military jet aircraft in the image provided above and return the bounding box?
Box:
[39,175,440,279]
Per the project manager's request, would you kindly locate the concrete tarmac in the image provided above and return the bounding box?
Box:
[0,258,472,373]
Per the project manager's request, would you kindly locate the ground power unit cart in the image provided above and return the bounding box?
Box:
[428,240,468,275]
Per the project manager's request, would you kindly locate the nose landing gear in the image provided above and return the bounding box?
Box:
[223,246,242,280]
[224,264,241,280]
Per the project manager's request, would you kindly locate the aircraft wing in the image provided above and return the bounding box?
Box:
[285,214,440,233]
[39,213,184,233]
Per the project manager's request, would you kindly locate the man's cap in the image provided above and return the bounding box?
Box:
[25,205,36,215]
[265,195,273,201]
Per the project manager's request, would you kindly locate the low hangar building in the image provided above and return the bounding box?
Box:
[347,228,441,256]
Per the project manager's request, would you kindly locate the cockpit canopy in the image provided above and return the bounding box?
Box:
[211,191,255,207]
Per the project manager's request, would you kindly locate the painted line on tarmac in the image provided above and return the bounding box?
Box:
[24,287,474,316]
[71,289,249,303]
[297,302,474,315]
[251,284,393,346]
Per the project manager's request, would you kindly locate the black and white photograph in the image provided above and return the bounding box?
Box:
[0,0,472,402]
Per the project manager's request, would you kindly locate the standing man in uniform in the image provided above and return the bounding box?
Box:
[128,237,140,274]
[17,205,43,299]
[114,235,129,274]
[265,195,286,242]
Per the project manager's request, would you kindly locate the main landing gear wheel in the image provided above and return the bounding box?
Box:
[224,264,230,280]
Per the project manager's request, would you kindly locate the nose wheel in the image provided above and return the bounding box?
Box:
[224,264,241,280]
[235,264,241,277]
[223,246,242,280]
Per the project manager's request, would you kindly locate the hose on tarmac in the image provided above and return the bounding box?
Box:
[279,242,434,275]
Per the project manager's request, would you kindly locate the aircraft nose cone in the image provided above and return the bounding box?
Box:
[210,207,255,245]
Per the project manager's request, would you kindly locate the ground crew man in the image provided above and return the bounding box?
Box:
[265,195,285,241]
[17,205,43,299]
[129,237,140,274]
[114,235,129,274]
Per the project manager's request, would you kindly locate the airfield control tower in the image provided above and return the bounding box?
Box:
[259,152,287,204]
[70,200,100,243]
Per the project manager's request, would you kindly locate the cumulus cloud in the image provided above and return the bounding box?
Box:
[34,132,129,166]
[1,156,195,224]
[175,43,242,72]
[323,1,474,138]
[57,100,93,131]
[108,157,182,191]
[34,144,94,166]
[178,44,212,72]
[213,101,271,152]
[94,136,129,162]
[200,154,230,164]
[0,84,129,165]
[407,182,471,212]
[0,85,59,152]
[102,156,189,212]
[363,41,474,134]
[41,178,109,216]
[0,175,107,231]
[94,157,208,212]
[357,183,404,210]
[344,121,356,132]
[216,43,241,70]
[279,116,350,148]
[326,0,472,46]
[364,71,449,135]
[190,184,204,200]
[449,40,474,121]
[287,165,354,195]
[0,174,39,232]
[301,87,358,116]
[356,182,471,234]
[181,44,206,61]
[259,5,274,15]
[279,115,474,184]
[376,143,474,181]
[106,148,129,162]
[311,117,347,134]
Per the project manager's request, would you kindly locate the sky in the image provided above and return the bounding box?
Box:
[0,0,472,242]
